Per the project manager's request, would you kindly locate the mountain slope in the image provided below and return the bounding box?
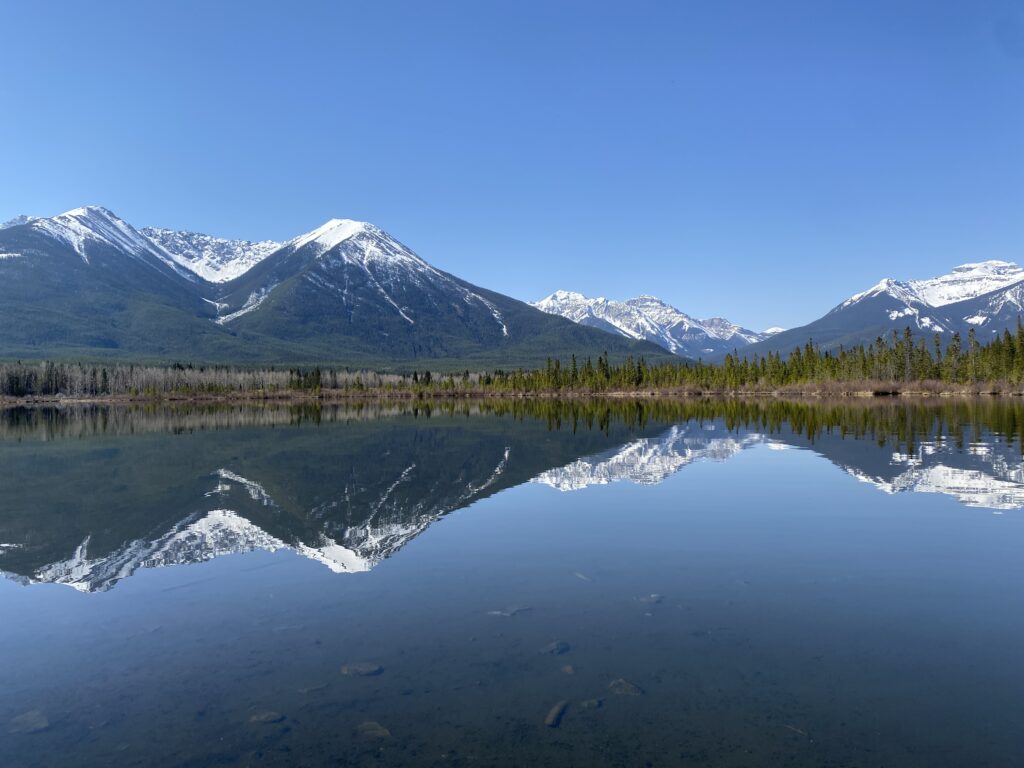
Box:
[532,290,773,358]
[0,207,254,358]
[737,260,1024,359]
[0,208,669,366]
[209,220,671,365]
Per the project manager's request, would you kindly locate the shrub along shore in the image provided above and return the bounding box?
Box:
[4,326,1024,403]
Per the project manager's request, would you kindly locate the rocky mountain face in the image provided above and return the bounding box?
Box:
[531,290,777,358]
[0,206,669,366]
[141,226,281,283]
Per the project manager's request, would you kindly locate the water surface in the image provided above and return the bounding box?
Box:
[1,399,1023,767]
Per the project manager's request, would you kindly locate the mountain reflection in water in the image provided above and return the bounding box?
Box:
[1,398,1022,593]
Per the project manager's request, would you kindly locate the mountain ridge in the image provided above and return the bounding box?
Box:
[0,206,672,367]
[532,290,777,358]
[735,260,1024,359]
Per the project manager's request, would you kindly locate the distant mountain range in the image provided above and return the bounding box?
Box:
[532,290,782,358]
[2,206,1022,366]
[0,207,668,366]
[737,260,1024,358]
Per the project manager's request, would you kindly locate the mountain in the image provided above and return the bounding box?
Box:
[737,260,1024,358]
[532,290,775,358]
[0,206,244,358]
[0,214,37,229]
[141,226,281,283]
[0,207,669,366]
[206,219,671,364]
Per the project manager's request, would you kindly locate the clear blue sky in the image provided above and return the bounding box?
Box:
[2,1,1022,330]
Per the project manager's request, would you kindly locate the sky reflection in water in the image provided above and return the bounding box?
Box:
[1,400,1022,767]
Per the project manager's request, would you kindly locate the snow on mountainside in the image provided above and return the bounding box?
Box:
[141,227,281,283]
[910,261,1024,306]
[830,260,1024,337]
[1,206,199,280]
[742,259,1024,359]
[532,290,771,357]
[29,206,164,265]
[841,261,1024,311]
[3,211,279,283]
[0,214,37,229]
[217,218,511,336]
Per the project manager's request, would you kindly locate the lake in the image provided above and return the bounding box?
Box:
[1,399,1022,767]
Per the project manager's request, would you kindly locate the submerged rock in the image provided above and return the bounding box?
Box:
[487,606,531,617]
[544,700,568,728]
[581,698,604,710]
[540,640,571,655]
[357,720,391,739]
[249,711,285,724]
[608,678,644,696]
[637,594,663,604]
[561,665,575,675]
[9,709,49,734]
[341,663,383,677]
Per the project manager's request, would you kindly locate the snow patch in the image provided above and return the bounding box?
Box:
[215,284,277,324]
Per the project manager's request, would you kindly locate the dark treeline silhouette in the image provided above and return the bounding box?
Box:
[4,324,1024,399]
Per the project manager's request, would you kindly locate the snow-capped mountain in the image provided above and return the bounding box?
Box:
[0,206,663,365]
[204,218,665,363]
[739,260,1024,358]
[12,206,197,279]
[3,212,280,283]
[141,227,281,283]
[212,217,512,334]
[0,214,37,229]
[532,290,773,358]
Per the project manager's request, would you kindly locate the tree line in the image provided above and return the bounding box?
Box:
[4,324,1024,399]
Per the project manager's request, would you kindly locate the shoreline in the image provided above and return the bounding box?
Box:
[2,387,1021,408]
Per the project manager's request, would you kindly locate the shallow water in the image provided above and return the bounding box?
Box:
[1,399,1022,767]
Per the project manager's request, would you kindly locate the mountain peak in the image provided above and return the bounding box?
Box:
[58,204,119,220]
[0,214,38,229]
[290,218,371,253]
[950,259,1018,273]
[841,261,1024,313]
[539,290,592,304]
[28,205,158,265]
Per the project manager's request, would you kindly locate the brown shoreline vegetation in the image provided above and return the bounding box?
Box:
[2,379,1023,408]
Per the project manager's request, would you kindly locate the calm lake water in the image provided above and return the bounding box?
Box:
[1,399,1023,767]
